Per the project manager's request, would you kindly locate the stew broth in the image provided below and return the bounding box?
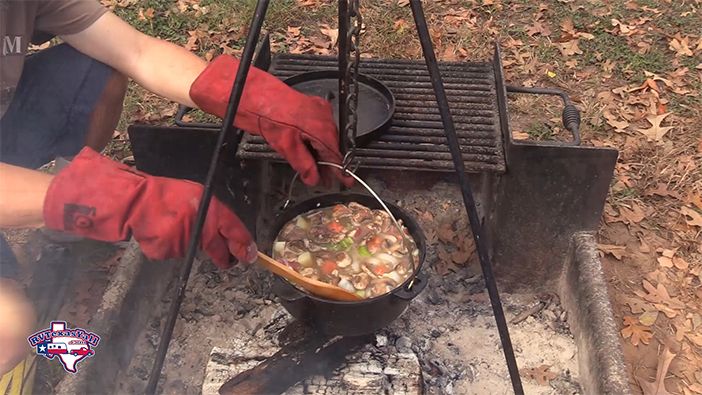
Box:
[273,202,419,299]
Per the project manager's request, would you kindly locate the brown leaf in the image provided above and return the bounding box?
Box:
[137,7,155,21]
[611,18,636,35]
[636,347,676,395]
[319,24,339,47]
[437,220,456,244]
[397,0,409,6]
[672,256,689,270]
[686,333,702,347]
[598,243,627,260]
[637,112,674,142]
[526,21,551,37]
[555,39,582,56]
[657,248,677,268]
[524,364,557,385]
[287,26,301,37]
[681,206,702,228]
[645,183,682,199]
[639,310,659,326]
[669,34,694,57]
[626,297,654,314]
[513,130,530,140]
[621,316,653,346]
[635,280,685,311]
[619,203,646,224]
[393,19,409,34]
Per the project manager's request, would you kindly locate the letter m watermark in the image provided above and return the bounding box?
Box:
[3,36,22,55]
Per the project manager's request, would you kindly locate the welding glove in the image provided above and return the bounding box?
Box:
[189,55,353,188]
[42,147,257,269]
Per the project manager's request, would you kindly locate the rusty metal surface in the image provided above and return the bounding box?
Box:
[486,141,618,291]
[237,54,506,173]
[560,233,630,395]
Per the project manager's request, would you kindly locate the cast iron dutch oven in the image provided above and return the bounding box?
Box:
[268,193,427,336]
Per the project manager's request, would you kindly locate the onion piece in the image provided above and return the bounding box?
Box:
[383,270,402,283]
[376,253,399,266]
[273,241,286,255]
[298,252,314,267]
[338,278,355,292]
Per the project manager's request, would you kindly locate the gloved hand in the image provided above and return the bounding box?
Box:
[43,147,257,269]
[189,55,353,188]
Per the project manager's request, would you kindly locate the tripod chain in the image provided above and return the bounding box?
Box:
[342,0,362,171]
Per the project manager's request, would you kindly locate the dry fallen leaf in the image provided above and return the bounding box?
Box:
[555,39,582,56]
[635,280,685,312]
[513,130,530,140]
[657,248,677,268]
[526,21,551,37]
[598,243,627,260]
[636,347,676,395]
[669,34,694,57]
[319,24,339,47]
[137,7,155,21]
[437,220,456,244]
[639,310,659,326]
[397,0,409,6]
[686,333,702,347]
[626,297,654,314]
[672,256,689,270]
[621,316,653,346]
[524,365,557,385]
[637,112,674,142]
[681,206,702,228]
[619,203,646,224]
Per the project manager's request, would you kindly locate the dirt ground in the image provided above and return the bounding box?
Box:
[8,0,699,393]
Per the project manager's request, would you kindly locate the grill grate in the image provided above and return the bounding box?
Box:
[237,54,506,173]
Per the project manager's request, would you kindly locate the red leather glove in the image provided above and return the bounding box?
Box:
[189,55,353,187]
[43,148,257,269]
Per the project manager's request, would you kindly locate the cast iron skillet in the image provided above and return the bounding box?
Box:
[283,71,395,146]
[268,193,427,336]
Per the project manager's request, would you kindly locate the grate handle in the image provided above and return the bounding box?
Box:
[505,85,581,146]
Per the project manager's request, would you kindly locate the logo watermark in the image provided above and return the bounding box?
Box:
[27,321,100,373]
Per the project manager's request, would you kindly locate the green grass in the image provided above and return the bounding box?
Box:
[525,122,554,141]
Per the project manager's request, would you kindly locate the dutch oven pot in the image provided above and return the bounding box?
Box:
[268,193,427,336]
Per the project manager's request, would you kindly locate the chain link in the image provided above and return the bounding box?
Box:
[342,0,362,172]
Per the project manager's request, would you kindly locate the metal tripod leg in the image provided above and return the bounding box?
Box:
[144,0,271,393]
[408,1,525,393]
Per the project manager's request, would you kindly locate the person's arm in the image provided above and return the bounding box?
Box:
[60,12,205,108]
[0,164,53,228]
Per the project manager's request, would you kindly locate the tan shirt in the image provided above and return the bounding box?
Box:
[1,0,108,118]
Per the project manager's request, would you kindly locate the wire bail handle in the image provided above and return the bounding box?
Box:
[282,161,417,290]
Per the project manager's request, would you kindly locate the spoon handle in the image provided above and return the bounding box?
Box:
[256,252,362,302]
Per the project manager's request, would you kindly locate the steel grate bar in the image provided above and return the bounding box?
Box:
[237,54,506,173]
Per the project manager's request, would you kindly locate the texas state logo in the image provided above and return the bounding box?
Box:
[27,321,100,373]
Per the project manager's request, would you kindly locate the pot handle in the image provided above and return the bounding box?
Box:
[393,269,428,301]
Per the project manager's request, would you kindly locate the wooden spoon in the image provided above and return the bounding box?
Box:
[256,252,362,302]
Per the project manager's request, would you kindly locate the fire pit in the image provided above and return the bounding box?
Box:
[44,0,628,393]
